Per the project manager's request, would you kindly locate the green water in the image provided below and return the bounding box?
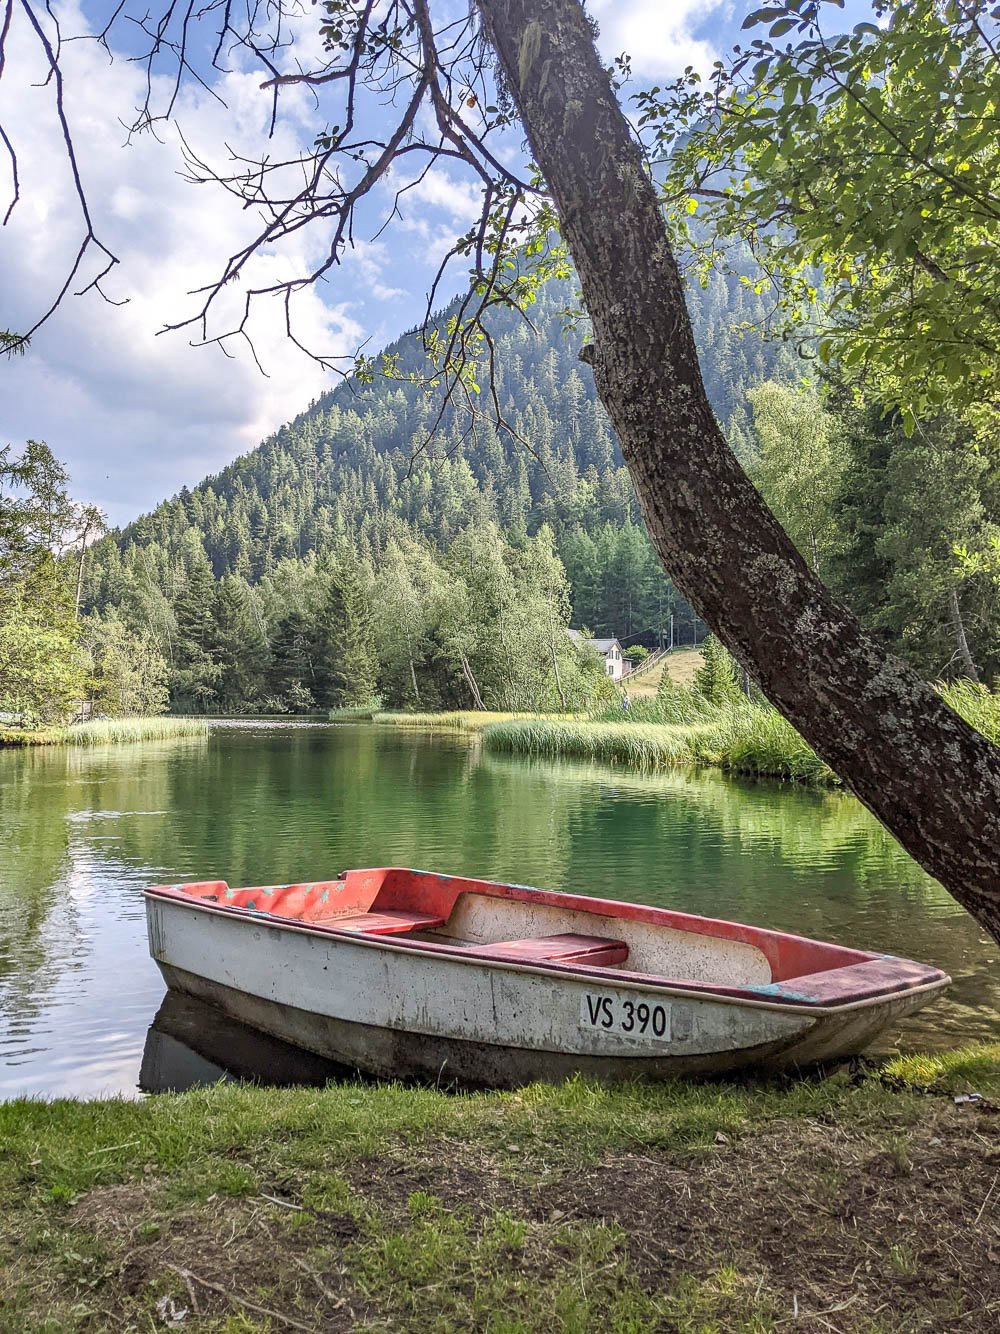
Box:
[0,721,996,1099]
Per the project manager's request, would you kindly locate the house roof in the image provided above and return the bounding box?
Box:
[566,629,622,655]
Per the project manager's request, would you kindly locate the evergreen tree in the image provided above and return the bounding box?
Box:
[313,559,378,707]
[694,636,742,708]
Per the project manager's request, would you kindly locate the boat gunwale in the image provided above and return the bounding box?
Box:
[144,881,951,1016]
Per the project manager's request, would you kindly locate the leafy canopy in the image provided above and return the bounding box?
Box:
[645,0,1000,433]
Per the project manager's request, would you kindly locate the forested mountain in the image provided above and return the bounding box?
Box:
[80,250,797,711]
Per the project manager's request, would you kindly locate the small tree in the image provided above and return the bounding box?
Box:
[694,636,743,708]
[748,382,845,578]
[82,613,169,717]
[0,594,89,723]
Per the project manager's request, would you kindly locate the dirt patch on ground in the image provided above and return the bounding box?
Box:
[339,1102,1000,1330]
[57,1102,1000,1331]
[527,1104,1000,1331]
[69,1181,365,1331]
[341,1140,524,1225]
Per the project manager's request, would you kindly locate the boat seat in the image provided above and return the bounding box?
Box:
[326,910,446,935]
[473,933,628,967]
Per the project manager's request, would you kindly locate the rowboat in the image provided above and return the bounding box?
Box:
[145,867,949,1086]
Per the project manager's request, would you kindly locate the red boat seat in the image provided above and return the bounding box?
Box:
[473,933,628,967]
[326,910,446,935]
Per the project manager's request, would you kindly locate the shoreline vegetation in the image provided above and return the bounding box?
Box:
[359,676,1000,787]
[0,717,210,749]
[4,1045,1000,1332]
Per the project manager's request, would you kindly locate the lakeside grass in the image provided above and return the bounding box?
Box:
[4,1045,1000,1332]
[328,704,382,722]
[483,705,837,784]
[480,679,1000,786]
[0,717,209,748]
[374,709,574,731]
[484,717,716,767]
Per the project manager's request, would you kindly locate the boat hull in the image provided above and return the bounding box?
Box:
[147,894,943,1085]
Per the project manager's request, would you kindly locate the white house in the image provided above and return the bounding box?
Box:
[566,629,628,681]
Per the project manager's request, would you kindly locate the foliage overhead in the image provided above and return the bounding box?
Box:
[647,0,1000,432]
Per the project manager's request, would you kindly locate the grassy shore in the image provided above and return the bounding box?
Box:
[3,1046,1000,1332]
[483,706,836,784]
[484,717,716,768]
[481,680,1000,786]
[0,717,209,748]
[374,710,575,731]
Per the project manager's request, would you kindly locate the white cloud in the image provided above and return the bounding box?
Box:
[0,1,365,524]
[589,0,725,78]
[405,168,485,223]
[0,0,729,526]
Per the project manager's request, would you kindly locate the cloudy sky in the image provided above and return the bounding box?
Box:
[0,0,742,527]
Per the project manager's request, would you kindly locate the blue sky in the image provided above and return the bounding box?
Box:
[0,0,871,527]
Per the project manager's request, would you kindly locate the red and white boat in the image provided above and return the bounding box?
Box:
[145,867,949,1086]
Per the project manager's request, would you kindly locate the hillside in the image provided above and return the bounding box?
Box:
[81,250,797,711]
[85,252,790,630]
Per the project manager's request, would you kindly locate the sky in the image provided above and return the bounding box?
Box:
[0,0,833,527]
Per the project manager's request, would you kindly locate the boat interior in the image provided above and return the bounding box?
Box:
[148,866,946,1006]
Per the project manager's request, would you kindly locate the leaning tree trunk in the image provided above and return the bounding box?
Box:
[948,586,980,683]
[476,0,1000,940]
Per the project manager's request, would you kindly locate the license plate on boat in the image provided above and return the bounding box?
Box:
[580,991,671,1043]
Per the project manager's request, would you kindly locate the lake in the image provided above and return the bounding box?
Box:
[1,721,996,1100]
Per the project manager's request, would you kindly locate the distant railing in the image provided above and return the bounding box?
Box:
[621,646,669,682]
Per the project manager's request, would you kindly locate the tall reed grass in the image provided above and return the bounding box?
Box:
[704,704,835,784]
[483,718,713,767]
[938,679,1000,745]
[374,710,573,731]
[63,717,210,745]
[484,701,836,783]
[374,678,1000,787]
[328,704,381,722]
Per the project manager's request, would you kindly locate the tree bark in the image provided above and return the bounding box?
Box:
[476,0,1000,940]
[548,606,567,711]
[947,585,980,682]
[459,648,487,710]
[75,519,93,620]
[406,632,421,704]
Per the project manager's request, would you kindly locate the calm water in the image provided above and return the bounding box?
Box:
[1,721,997,1100]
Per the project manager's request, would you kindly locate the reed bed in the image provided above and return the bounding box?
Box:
[328,704,381,722]
[374,710,570,731]
[0,726,66,747]
[938,678,1000,745]
[705,704,835,784]
[484,703,837,783]
[483,718,712,767]
[63,717,210,745]
[377,678,1000,788]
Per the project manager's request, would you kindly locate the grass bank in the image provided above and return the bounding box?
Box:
[482,680,1000,786]
[328,704,382,723]
[483,706,836,784]
[0,717,209,748]
[374,710,574,732]
[3,1046,1000,1332]
[484,717,716,768]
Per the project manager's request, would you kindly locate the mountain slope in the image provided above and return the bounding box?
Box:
[84,249,793,643]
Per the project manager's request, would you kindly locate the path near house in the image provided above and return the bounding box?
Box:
[626,646,704,698]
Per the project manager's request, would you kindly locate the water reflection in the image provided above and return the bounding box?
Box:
[140,991,349,1093]
[0,722,997,1099]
